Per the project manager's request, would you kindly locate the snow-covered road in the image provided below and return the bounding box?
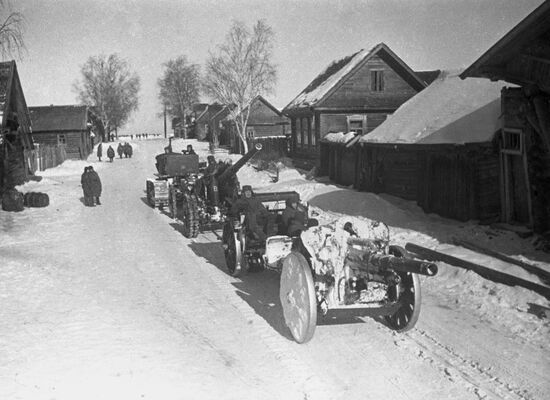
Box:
[1,138,548,400]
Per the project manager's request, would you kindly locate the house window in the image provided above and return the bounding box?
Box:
[371,70,384,92]
[57,134,66,145]
[302,117,309,146]
[311,117,316,147]
[347,115,367,135]
[501,129,523,155]
[296,118,302,145]
[246,127,255,139]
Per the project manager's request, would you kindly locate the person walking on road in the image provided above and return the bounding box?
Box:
[107,145,115,162]
[97,142,103,162]
[88,166,102,205]
[117,143,124,159]
[81,167,93,206]
[123,142,133,158]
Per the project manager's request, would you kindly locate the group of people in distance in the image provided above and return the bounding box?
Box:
[96,142,133,162]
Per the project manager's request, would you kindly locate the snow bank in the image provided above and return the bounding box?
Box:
[322,131,357,144]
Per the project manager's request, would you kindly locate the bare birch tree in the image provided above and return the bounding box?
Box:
[74,54,140,141]
[158,56,201,136]
[203,19,277,152]
[0,0,25,59]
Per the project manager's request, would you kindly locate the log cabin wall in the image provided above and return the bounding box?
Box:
[31,130,87,159]
[320,54,418,110]
[354,143,500,222]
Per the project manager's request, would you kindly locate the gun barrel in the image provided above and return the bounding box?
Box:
[368,253,438,276]
[218,143,262,182]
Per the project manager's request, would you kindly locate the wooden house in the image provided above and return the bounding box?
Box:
[460,1,550,233]
[29,105,99,160]
[0,60,34,194]
[282,43,427,168]
[354,70,506,222]
[194,103,224,141]
[224,95,290,153]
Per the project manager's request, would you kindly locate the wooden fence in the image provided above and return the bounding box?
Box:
[31,144,68,171]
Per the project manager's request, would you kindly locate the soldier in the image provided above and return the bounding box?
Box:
[97,142,102,162]
[81,167,93,206]
[124,142,133,158]
[282,196,307,236]
[117,143,124,159]
[183,144,196,155]
[230,185,270,241]
[107,145,115,162]
[88,166,102,205]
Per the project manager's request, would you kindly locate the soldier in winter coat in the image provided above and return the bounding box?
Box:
[88,166,102,205]
[230,185,270,241]
[282,197,307,236]
[124,142,133,158]
[97,142,103,162]
[107,145,115,162]
[81,167,93,206]
[117,143,124,158]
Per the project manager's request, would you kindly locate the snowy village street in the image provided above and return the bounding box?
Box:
[1,138,549,400]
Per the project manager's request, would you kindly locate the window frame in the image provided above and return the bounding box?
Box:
[371,69,385,92]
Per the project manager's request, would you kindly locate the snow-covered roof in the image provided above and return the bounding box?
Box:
[284,43,425,111]
[360,70,507,145]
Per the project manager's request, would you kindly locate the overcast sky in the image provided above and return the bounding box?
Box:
[13,0,544,135]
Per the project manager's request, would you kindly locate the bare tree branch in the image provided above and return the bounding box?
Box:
[0,0,25,59]
[203,19,277,152]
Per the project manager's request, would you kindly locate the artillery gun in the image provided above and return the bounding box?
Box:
[223,212,438,343]
[146,143,263,238]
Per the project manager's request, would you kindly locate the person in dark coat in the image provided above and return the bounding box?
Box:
[97,143,103,162]
[107,145,115,162]
[81,167,94,206]
[88,166,102,205]
[281,197,307,236]
[124,142,133,158]
[117,143,124,159]
[183,144,196,155]
[230,185,270,241]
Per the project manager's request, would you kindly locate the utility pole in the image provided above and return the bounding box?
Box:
[163,103,167,138]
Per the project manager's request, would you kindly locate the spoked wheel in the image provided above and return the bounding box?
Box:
[385,245,421,332]
[222,221,244,276]
[280,251,317,343]
[182,194,200,238]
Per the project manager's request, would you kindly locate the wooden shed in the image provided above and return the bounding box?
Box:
[29,105,98,160]
[460,0,550,233]
[0,60,34,194]
[356,70,506,222]
[283,43,429,169]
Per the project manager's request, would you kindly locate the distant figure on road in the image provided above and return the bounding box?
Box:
[107,145,115,162]
[97,142,103,162]
[117,143,124,159]
[124,142,133,158]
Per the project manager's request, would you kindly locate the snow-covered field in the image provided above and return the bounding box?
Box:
[1,138,549,400]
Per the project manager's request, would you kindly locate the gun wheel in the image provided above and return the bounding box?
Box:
[182,194,199,238]
[385,246,421,332]
[280,251,317,343]
[222,222,244,276]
